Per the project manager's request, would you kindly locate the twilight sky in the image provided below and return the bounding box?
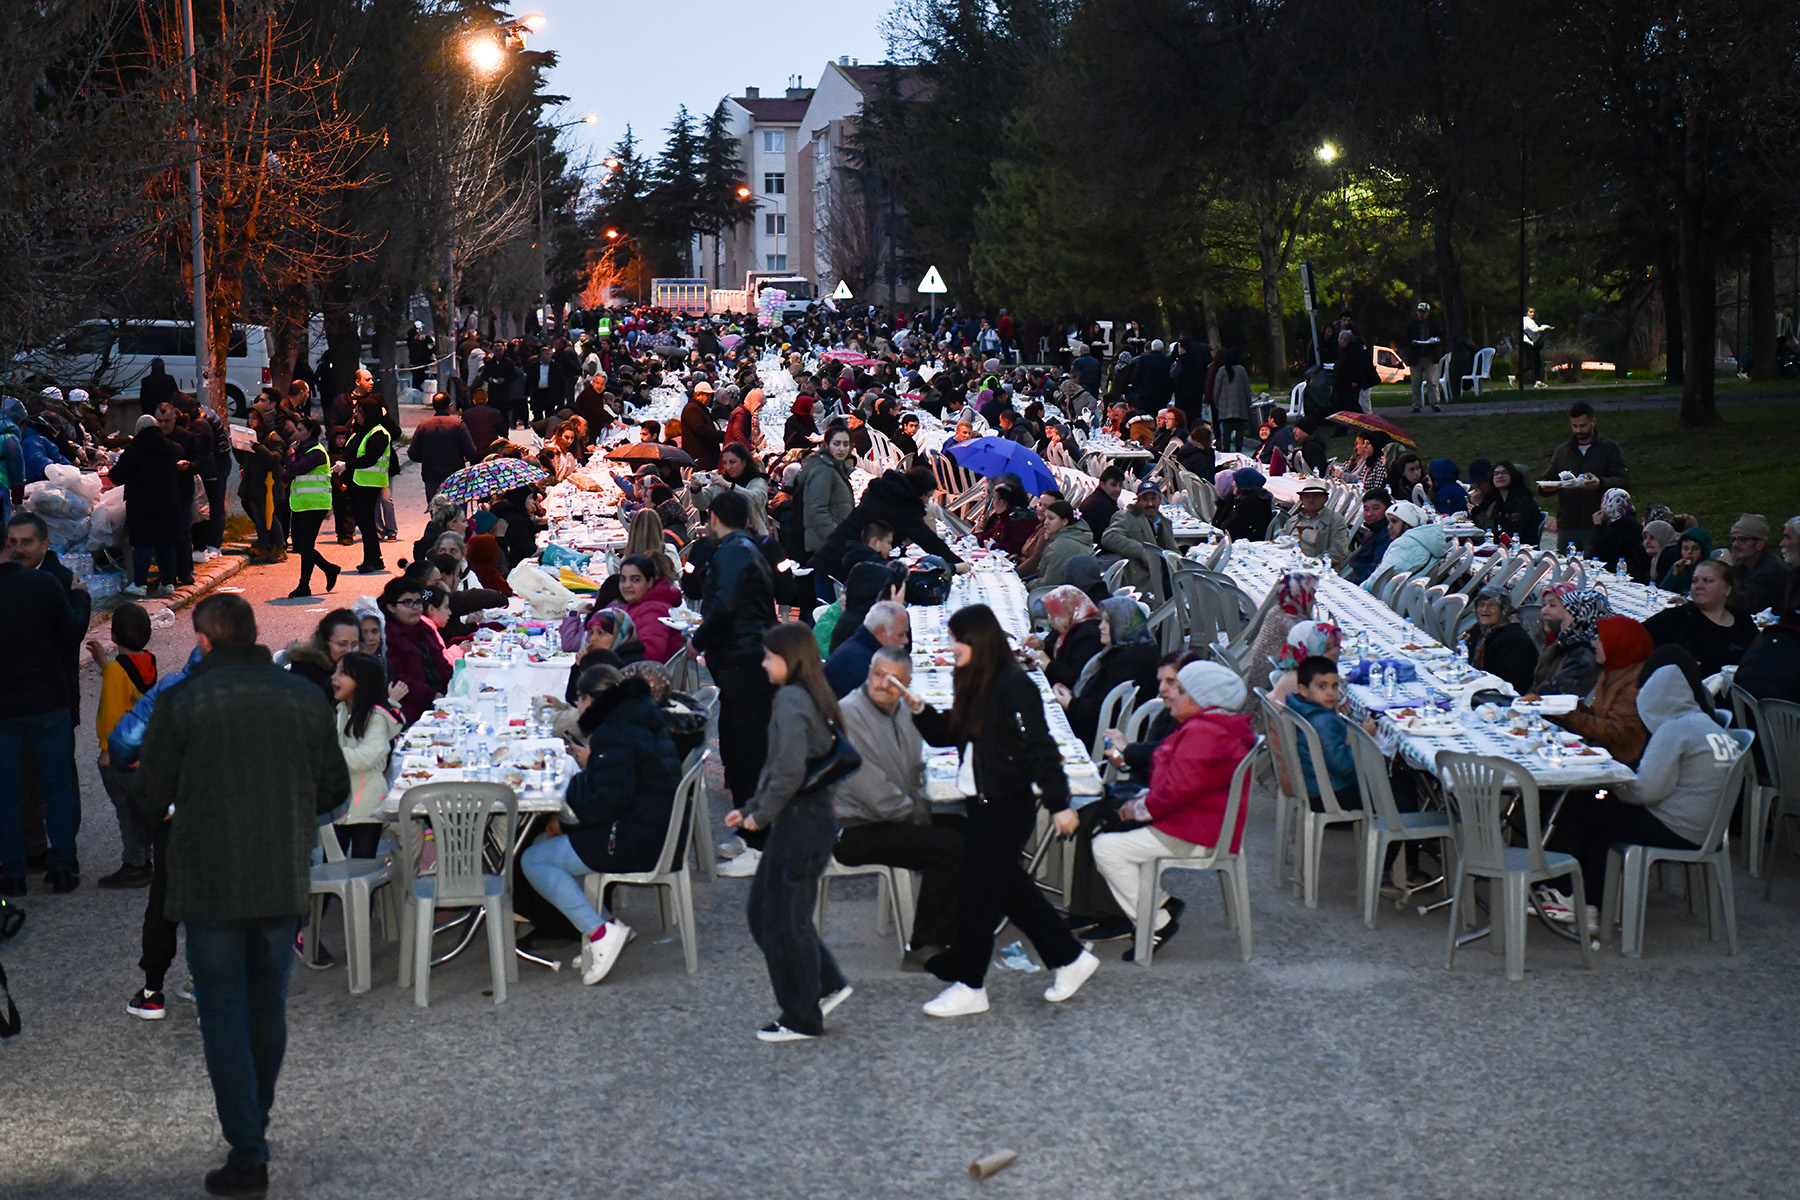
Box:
[524,0,896,171]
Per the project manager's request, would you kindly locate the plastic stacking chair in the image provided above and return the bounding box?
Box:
[1344,721,1454,929]
[815,860,916,956]
[1128,737,1263,965]
[1275,705,1370,908]
[1089,681,1140,761]
[1436,752,1595,982]
[1603,733,1751,957]
[581,757,703,973]
[306,825,396,995]
[1757,699,1800,896]
[1260,695,1306,890]
[1104,698,1164,786]
[1102,559,1131,593]
[1728,686,1776,877]
[399,783,519,1007]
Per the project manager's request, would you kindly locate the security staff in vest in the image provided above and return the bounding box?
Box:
[283,418,341,599]
[336,396,392,574]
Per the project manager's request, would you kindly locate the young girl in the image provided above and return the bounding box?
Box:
[329,651,402,859]
[724,622,855,1042]
[90,602,157,887]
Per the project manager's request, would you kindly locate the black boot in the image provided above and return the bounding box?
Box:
[204,1161,268,1196]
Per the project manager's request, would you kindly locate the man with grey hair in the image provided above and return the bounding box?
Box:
[823,599,910,698]
[833,646,963,967]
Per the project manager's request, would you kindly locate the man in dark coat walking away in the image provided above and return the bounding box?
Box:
[407,392,478,503]
[131,595,346,1197]
[1130,339,1174,412]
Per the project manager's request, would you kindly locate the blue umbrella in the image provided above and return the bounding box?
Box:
[944,437,1058,495]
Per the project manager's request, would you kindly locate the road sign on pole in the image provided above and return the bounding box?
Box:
[919,264,946,320]
[1300,260,1321,368]
[831,280,852,301]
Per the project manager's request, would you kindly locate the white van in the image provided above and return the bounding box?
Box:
[9,319,272,416]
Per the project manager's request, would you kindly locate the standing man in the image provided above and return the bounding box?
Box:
[690,491,779,879]
[1132,339,1174,413]
[0,513,89,895]
[325,369,374,546]
[406,321,435,392]
[1406,302,1444,413]
[406,392,477,504]
[130,594,347,1196]
[338,396,392,573]
[1522,308,1553,388]
[1539,401,1627,553]
[461,386,507,460]
[527,345,566,425]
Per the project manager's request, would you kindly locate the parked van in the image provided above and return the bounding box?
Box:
[9,319,272,416]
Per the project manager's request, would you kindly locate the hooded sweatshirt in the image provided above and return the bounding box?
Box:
[1620,665,1746,845]
[1427,459,1468,512]
[1365,520,1447,590]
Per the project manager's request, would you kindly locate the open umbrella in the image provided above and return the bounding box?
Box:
[944,436,1058,495]
[822,349,880,368]
[434,457,548,503]
[605,442,695,467]
[1325,411,1416,448]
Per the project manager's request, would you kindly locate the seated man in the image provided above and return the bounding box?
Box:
[1362,500,1446,591]
[824,600,910,698]
[1283,656,1372,810]
[1288,478,1351,563]
[1341,490,1392,584]
[835,648,963,967]
[1090,660,1255,959]
[1100,480,1178,597]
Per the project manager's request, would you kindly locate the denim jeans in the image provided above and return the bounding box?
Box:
[520,834,609,937]
[131,542,181,588]
[0,709,77,876]
[100,760,153,868]
[186,916,300,1168]
[204,470,229,550]
[746,792,846,1035]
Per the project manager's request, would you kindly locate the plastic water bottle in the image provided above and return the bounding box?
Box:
[1321,552,1332,574]
[1615,559,1627,581]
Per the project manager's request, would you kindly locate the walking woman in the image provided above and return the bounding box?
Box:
[723,622,856,1042]
[283,418,340,599]
[911,604,1100,1018]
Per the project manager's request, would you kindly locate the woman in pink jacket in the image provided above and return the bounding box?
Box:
[1091,659,1256,958]
[610,554,685,663]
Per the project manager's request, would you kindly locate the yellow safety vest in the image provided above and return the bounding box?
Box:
[288,453,331,512]
[351,426,389,489]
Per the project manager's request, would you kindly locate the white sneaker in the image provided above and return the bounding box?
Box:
[923,982,989,1018]
[581,920,634,985]
[756,1022,816,1043]
[122,584,147,597]
[1044,949,1100,1003]
[1532,886,1573,920]
[192,550,210,564]
[715,847,762,878]
[819,985,853,1018]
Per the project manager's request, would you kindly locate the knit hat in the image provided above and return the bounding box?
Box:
[1596,615,1654,670]
[1177,660,1247,712]
[1388,501,1426,529]
[134,413,159,432]
[1731,513,1770,540]
[1232,467,1266,491]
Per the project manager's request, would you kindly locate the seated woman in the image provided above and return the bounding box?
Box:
[1642,519,1681,584]
[696,442,770,536]
[1389,454,1427,506]
[1220,467,1274,543]
[521,665,683,986]
[1031,501,1095,588]
[1462,585,1538,695]
[1266,620,1342,704]
[564,609,646,702]
[1247,571,1317,682]
[1025,585,1105,692]
[465,532,514,596]
[1590,487,1651,581]
[1542,648,1742,927]
[1060,597,1161,747]
[609,553,686,663]
[1643,558,1756,677]
[1658,527,1711,594]
[489,486,544,572]
[1092,660,1256,958]
[1362,501,1446,591]
[378,576,451,726]
[1532,584,1608,697]
[1472,461,1543,544]
[977,480,1040,558]
[1548,615,1654,766]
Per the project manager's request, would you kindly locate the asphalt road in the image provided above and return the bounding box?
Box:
[4,399,1798,1198]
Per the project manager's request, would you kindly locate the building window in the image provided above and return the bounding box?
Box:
[762,130,785,153]
[766,254,787,271]
[764,213,786,236]
[764,172,784,195]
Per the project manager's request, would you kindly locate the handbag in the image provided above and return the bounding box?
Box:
[800,720,862,794]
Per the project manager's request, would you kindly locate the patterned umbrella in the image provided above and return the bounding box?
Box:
[823,349,880,368]
[434,457,548,503]
[1325,411,1416,448]
[944,436,1058,495]
[605,442,695,466]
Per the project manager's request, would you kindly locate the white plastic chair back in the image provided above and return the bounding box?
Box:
[1435,753,1546,876]
[1507,556,1556,608]
[402,784,518,908]
[1102,559,1130,592]
[1280,706,1357,817]
[1091,681,1140,760]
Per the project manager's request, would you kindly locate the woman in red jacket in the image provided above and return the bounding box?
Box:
[610,553,685,662]
[378,576,451,726]
[1091,659,1255,958]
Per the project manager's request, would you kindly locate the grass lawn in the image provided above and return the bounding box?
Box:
[1331,402,1800,538]
[1367,377,1800,406]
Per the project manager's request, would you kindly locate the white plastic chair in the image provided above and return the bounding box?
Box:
[1436,752,1595,982]
[398,783,520,1007]
[1756,699,1800,895]
[1089,681,1140,761]
[306,824,396,995]
[815,860,917,956]
[580,757,704,973]
[1274,703,1370,908]
[1127,737,1263,965]
[1104,698,1165,786]
[1728,686,1776,877]
[1345,721,1454,929]
[1603,733,1751,956]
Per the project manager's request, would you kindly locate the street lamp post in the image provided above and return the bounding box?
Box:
[179,0,209,412]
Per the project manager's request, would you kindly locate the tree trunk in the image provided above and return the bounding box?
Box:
[1659,245,1684,384]
[1256,229,1288,391]
[1200,281,1223,355]
[1677,102,1719,428]
[323,306,361,402]
[1433,192,1466,345]
[1748,218,1778,380]
[267,281,308,397]
[373,306,404,424]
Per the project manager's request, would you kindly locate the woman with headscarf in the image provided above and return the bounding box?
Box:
[111,412,185,596]
[1025,585,1105,690]
[783,394,820,450]
[1061,554,1112,607]
[465,532,513,596]
[1461,584,1537,695]
[977,479,1040,557]
[1532,583,1609,697]
[1590,487,1651,581]
[1547,614,1655,765]
[1267,620,1342,704]
[564,608,646,702]
[1341,432,1388,493]
[1059,597,1162,746]
[1220,467,1274,543]
[1643,558,1756,677]
[1641,519,1680,584]
[1658,526,1711,595]
[1248,571,1317,680]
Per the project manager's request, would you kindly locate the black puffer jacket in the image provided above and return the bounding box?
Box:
[691,528,777,660]
[565,678,683,871]
[812,469,961,580]
[916,664,1070,814]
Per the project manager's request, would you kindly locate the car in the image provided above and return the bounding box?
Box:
[9,319,271,417]
[1373,344,1410,384]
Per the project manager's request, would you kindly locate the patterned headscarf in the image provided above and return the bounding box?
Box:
[1555,587,1612,649]
[1042,584,1100,634]
[1600,488,1634,524]
[1275,571,1319,617]
[1275,619,1341,674]
[621,659,672,703]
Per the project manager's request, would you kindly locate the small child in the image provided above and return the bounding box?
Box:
[89,602,158,888]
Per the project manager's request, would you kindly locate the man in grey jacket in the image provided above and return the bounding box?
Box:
[832,648,963,965]
[1101,481,1178,599]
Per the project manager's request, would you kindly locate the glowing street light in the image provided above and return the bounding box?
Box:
[603,157,621,170]
[1316,141,1340,165]
[736,185,751,199]
[517,12,547,32]
[466,36,505,74]
[605,228,620,240]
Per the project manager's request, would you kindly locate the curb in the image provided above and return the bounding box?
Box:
[88,552,249,630]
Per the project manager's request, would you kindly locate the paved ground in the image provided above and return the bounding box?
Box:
[5,400,1799,1197]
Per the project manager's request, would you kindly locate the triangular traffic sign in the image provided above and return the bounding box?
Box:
[831,280,852,300]
[918,265,947,294]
